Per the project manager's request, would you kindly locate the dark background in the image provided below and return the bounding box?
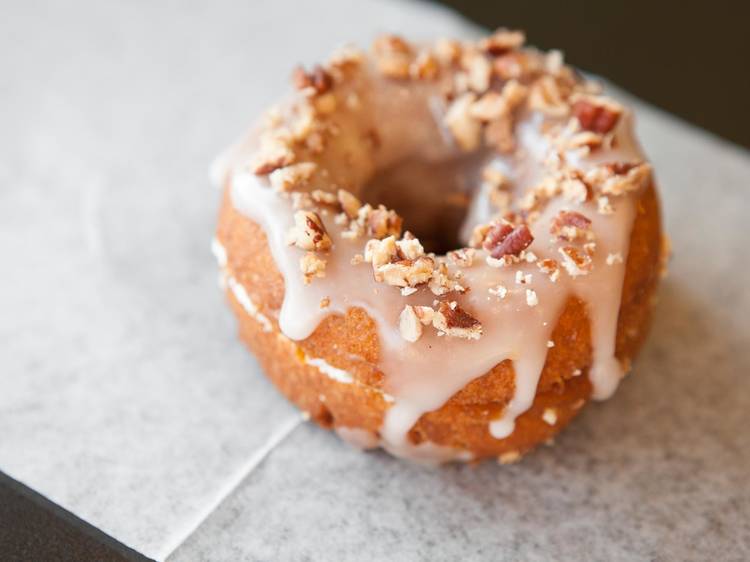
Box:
[436,0,750,148]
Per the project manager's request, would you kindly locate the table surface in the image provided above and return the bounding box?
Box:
[1,1,749,561]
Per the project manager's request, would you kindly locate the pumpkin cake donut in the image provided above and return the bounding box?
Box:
[211,30,666,463]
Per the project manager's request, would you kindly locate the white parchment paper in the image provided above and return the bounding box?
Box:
[1,1,748,560]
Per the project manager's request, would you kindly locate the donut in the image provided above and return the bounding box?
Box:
[212,30,667,464]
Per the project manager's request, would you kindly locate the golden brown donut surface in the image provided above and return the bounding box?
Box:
[212,30,665,464]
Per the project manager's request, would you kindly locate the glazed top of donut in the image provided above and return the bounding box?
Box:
[215,30,655,460]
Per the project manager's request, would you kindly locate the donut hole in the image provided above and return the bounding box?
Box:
[360,151,489,254]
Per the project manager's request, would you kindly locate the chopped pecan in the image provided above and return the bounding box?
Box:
[537,258,560,282]
[268,162,317,192]
[364,236,398,269]
[469,223,492,249]
[479,29,525,56]
[463,51,492,93]
[252,142,296,175]
[337,189,362,219]
[444,93,482,151]
[484,117,514,153]
[469,91,505,121]
[558,245,593,277]
[292,65,333,95]
[372,34,412,79]
[300,252,326,284]
[572,97,622,134]
[428,261,466,296]
[373,34,410,54]
[483,223,534,259]
[395,235,425,260]
[399,305,423,343]
[600,162,652,196]
[367,205,403,239]
[310,189,338,206]
[413,305,435,325]
[287,211,332,251]
[566,131,603,152]
[528,75,569,117]
[470,79,527,121]
[432,301,482,340]
[447,248,476,267]
[378,256,435,287]
[550,211,594,242]
[434,38,462,65]
[410,52,439,80]
[560,172,592,204]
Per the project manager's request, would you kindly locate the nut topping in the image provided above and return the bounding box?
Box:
[367,205,403,239]
[550,211,594,242]
[300,252,326,284]
[269,162,317,192]
[479,29,525,56]
[251,142,296,175]
[399,305,423,342]
[337,189,362,218]
[444,93,482,151]
[378,257,435,287]
[372,34,412,79]
[292,65,334,95]
[287,211,332,251]
[447,248,476,267]
[432,302,482,340]
[537,258,560,283]
[572,97,623,134]
[558,245,593,277]
[239,31,651,354]
[483,223,534,259]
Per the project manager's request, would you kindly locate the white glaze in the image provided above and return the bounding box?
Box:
[217,61,646,461]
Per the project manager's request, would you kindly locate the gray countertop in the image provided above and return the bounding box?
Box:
[1,1,748,560]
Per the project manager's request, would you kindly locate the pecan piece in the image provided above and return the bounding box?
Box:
[572,98,622,134]
[300,252,326,284]
[550,211,594,242]
[268,162,317,192]
[372,34,412,79]
[444,92,482,151]
[432,301,482,340]
[292,65,333,95]
[479,29,525,56]
[447,247,476,267]
[367,206,403,239]
[252,143,296,175]
[287,211,332,251]
[558,246,593,277]
[537,258,560,283]
[378,256,435,288]
[399,305,423,343]
[337,189,362,219]
[483,223,534,259]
